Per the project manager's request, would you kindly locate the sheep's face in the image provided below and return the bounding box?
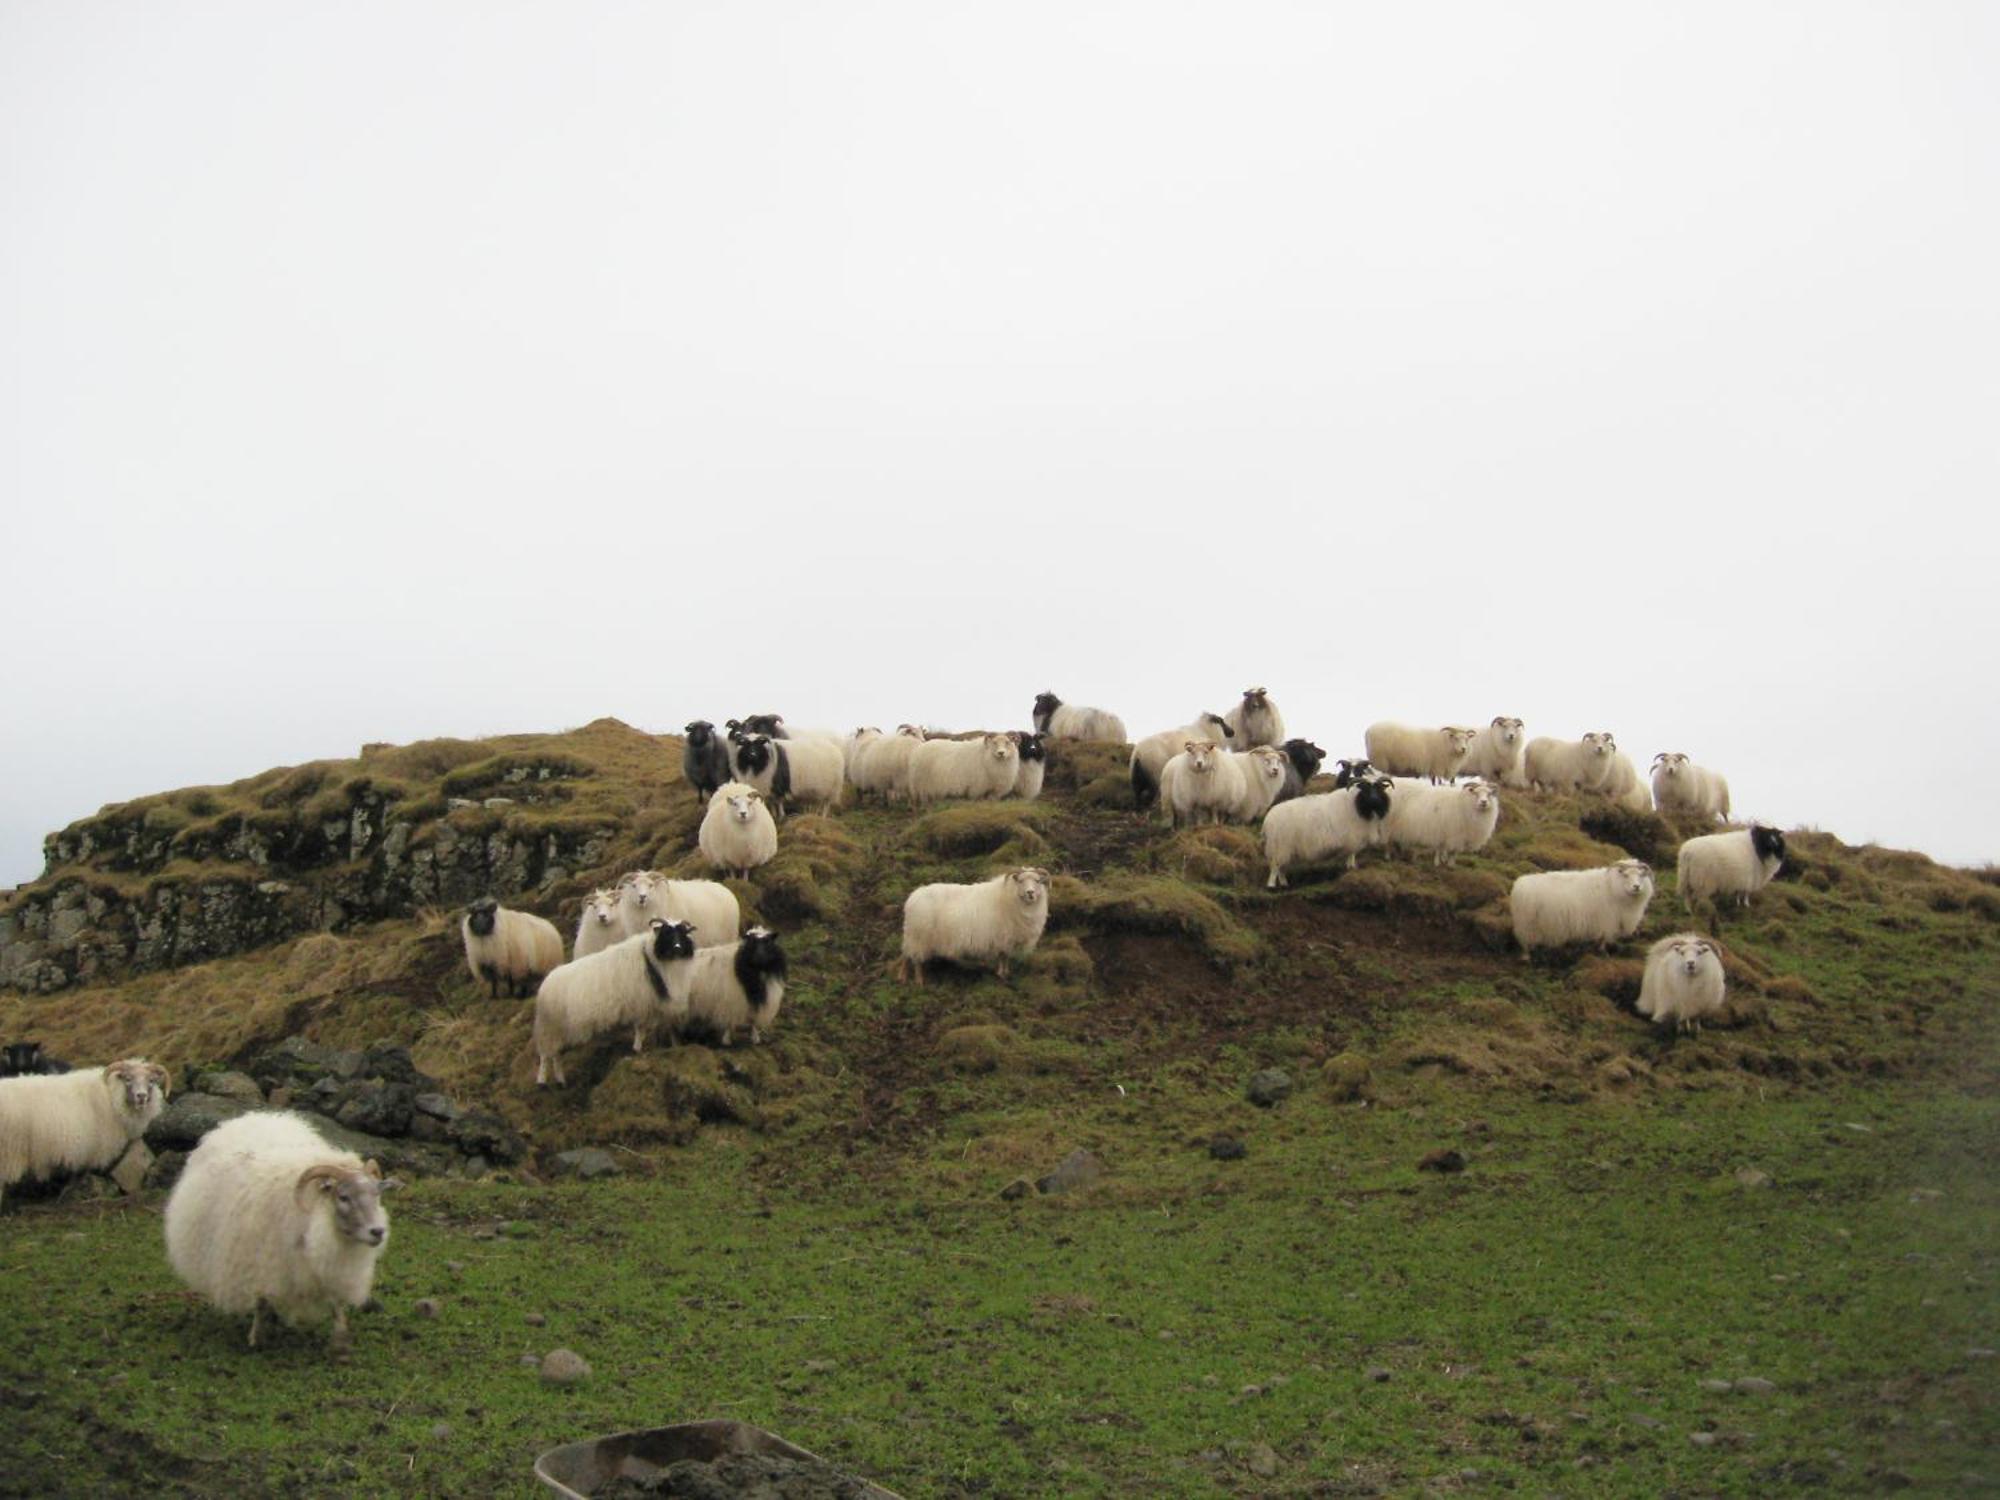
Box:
[1492,717,1522,745]
[3,1041,42,1075]
[107,1059,168,1115]
[742,714,784,737]
[1015,732,1047,764]
[727,793,759,826]
[1033,693,1061,722]
[1751,825,1787,865]
[1356,777,1394,820]
[1464,781,1497,815]
[734,736,773,776]
[1654,752,1689,780]
[740,926,786,973]
[1242,688,1270,712]
[1584,732,1616,759]
[648,918,698,963]
[1283,740,1326,778]
[1251,748,1286,790]
[1184,743,1216,775]
[622,873,658,911]
[1664,936,1720,981]
[1614,862,1655,900]
[685,720,715,747]
[585,892,618,928]
[985,734,1020,767]
[299,1163,397,1247]
[1446,727,1478,756]
[1008,868,1050,909]
[1332,758,1375,789]
[465,898,498,937]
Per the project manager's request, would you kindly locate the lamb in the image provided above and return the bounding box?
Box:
[727,732,792,817]
[531,919,699,1085]
[1597,749,1654,813]
[1651,753,1732,821]
[0,1058,167,1206]
[909,733,1020,804]
[850,725,926,803]
[1635,934,1728,1035]
[460,897,564,999]
[1,1041,70,1076]
[899,867,1051,985]
[1382,779,1501,865]
[1129,713,1233,806]
[1160,739,1248,828]
[1273,739,1326,806]
[1262,778,1393,888]
[1509,860,1656,958]
[1463,717,1527,788]
[1363,722,1480,784]
[1677,825,1787,913]
[697,782,779,879]
[1223,687,1286,748]
[678,927,789,1046]
[162,1110,399,1352]
[616,871,740,947]
[572,888,623,960]
[1523,732,1618,792]
[1228,746,1291,823]
[1031,692,1128,743]
[1010,732,1048,800]
[681,721,733,800]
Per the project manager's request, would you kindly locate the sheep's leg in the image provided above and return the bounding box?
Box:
[632,1024,646,1054]
[996,955,1011,980]
[554,1054,566,1086]
[329,1305,352,1357]
[248,1300,266,1349]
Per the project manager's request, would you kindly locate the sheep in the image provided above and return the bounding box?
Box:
[899,867,1051,985]
[615,871,740,947]
[1597,749,1654,813]
[727,732,792,817]
[1509,861,1656,958]
[1636,934,1728,1035]
[1651,753,1732,821]
[697,783,779,879]
[1382,779,1501,865]
[531,919,699,1085]
[735,713,844,747]
[1,1041,70,1076]
[909,733,1020,804]
[0,1058,167,1206]
[1677,825,1787,914]
[1032,691,1128,743]
[461,897,564,999]
[162,1110,400,1352]
[678,927,789,1046]
[1010,732,1048,800]
[681,721,733,800]
[1363,722,1480,784]
[1330,758,1379,788]
[843,727,882,781]
[851,725,926,803]
[1523,732,1618,792]
[572,888,623,960]
[1262,778,1393,888]
[1129,713,1233,806]
[1223,687,1286,748]
[779,734,845,812]
[1463,717,1527,788]
[1229,746,1291,823]
[1160,739,1248,828]
[1272,739,1326,806]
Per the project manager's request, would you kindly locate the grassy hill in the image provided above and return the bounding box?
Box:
[2,723,1995,1496]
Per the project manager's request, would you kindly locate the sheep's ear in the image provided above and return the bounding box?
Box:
[379,1176,405,1193]
[363,1159,382,1179]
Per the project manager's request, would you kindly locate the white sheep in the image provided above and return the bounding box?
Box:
[1011,733,1048,801]
[909,733,1020,804]
[1032,692,1128,743]
[1129,714,1233,806]
[899,867,1051,985]
[1160,739,1248,828]
[843,727,883,782]
[1382,779,1501,865]
[1635,933,1728,1035]
[572,888,623,960]
[1228,746,1291,823]
[1463,716,1527,788]
[1651,753,1732,821]
[531,919,699,1086]
[1364,722,1480,784]
[776,734,845,812]
[1261,780,1393,888]
[1223,687,1286,748]
[0,1058,167,1207]
[850,725,926,803]
[697,783,778,880]
[678,927,788,1046]
[1597,750,1654,813]
[617,870,739,947]
[1523,732,1618,793]
[1677,826,1787,913]
[461,897,564,999]
[1509,860,1656,957]
[162,1110,400,1352]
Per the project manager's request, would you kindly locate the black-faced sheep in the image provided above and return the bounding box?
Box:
[1677,825,1786,914]
[531,919,699,1085]
[1272,739,1326,806]
[1032,692,1128,743]
[728,731,793,818]
[1,1041,70,1076]
[1261,779,1392,888]
[461,897,564,999]
[1010,732,1048,800]
[679,927,789,1046]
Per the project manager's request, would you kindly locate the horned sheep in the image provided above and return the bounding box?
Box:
[1364,722,1479,784]
[1677,826,1787,913]
[1509,861,1655,958]
[1010,732,1048,801]
[1523,732,1618,793]
[0,1058,167,1207]
[850,725,926,803]
[1129,713,1233,806]
[1223,687,1286,749]
[573,888,623,960]
[1032,692,1128,744]
[909,733,1020,804]
[727,732,792,817]
[461,898,564,999]
[899,867,1051,985]
[1262,779,1393,888]
[531,919,698,1085]
[1597,749,1654,813]
[616,871,740,948]
[1651,753,1731,821]
[1273,739,1326,805]
[679,927,789,1046]
[1636,934,1728,1035]
[697,782,779,879]
[163,1110,400,1352]
[1229,746,1291,823]
[1382,779,1501,865]
[1463,717,1527,788]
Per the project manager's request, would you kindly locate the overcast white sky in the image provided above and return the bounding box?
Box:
[3,2,1996,887]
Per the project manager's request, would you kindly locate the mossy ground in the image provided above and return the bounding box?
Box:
[1,729,1995,1496]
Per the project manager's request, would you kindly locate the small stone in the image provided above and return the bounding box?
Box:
[1842,1122,1873,1133]
[540,1348,590,1385]
[1239,1383,1264,1398]
[1036,1149,1105,1195]
[519,1355,540,1370]
[413,1299,440,1319]
[524,1313,546,1327]
[550,1148,621,1181]
[446,1261,466,1275]
[1207,1136,1246,1161]
[802,1359,838,1375]
[1245,1069,1293,1108]
[482,796,514,809]
[448,798,476,811]
[998,1177,1032,1201]
[1631,1415,1664,1430]
[1699,1379,1734,1394]
[1735,1377,1775,1394]
[1690,1431,1717,1448]
[1418,1149,1466,1174]
[430,1422,452,1440]
[1364,1366,1392,1383]
[1245,1442,1279,1477]
[1967,1348,1997,1359]
[1909,1188,1944,1203]
[1734,1167,1774,1190]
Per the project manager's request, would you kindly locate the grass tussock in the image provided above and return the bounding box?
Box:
[1144,825,1259,884]
[907,803,1052,859]
[1052,874,1259,964]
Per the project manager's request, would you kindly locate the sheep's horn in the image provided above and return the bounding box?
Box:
[294,1164,348,1209]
